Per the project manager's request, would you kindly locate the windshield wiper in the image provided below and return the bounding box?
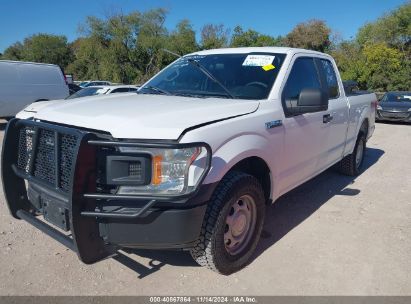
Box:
[162,49,235,99]
[186,59,234,99]
[161,49,234,99]
[140,85,172,96]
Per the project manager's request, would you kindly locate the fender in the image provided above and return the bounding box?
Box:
[202,133,279,199]
[344,103,370,155]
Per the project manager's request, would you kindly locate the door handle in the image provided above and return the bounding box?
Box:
[323,114,333,123]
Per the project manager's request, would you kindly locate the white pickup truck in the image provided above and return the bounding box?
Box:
[2,47,376,275]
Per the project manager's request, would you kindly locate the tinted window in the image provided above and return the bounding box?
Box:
[110,88,130,93]
[320,59,339,98]
[381,92,411,102]
[84,82,104,87]
[142,53,286,100]
[66,87,109,99]
[283,57,321,100]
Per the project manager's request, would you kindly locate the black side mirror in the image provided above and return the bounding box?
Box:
[285,88,328,116]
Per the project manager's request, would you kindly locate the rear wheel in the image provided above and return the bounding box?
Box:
[190,171,265,275]
[339,132,366,176]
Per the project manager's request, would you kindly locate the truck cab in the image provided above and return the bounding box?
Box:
[2,47,376,275]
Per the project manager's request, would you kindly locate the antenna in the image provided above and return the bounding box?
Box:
[161,49,182,58]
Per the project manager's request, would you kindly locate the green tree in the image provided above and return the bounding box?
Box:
[69,9,170,83]
[167,20,198,55]
[284,19,331,52]
[359,43,410,91]
[2,42,24,60]
[200,24,230,49]
[230,26,282,47]
[330,41,363,82]
[346,2,411,91]
[357,2,411,52]
[2,34,73,68]
[65,37,104,80]
[135,8,169,81]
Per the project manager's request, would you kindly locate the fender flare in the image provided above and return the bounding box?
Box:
[203,133,277,198]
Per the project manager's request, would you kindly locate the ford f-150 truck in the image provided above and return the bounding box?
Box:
[1,47,376,275]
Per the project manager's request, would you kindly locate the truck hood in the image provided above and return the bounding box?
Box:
[33,93,259,139]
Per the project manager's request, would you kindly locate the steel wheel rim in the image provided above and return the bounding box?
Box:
[224,194,257,256]
[356,139,364,169]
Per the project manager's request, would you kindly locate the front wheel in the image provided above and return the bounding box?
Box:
[190,171,266,275]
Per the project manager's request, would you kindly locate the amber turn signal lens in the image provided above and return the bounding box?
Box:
[152,155,163,185]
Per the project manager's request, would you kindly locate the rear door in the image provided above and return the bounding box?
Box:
[278,55,331,193]
[317,58,349,166]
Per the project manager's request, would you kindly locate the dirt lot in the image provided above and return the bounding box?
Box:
[0,120,410,295]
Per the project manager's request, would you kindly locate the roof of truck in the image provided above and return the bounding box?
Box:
[0,59,59,67]
[190,47,328,57]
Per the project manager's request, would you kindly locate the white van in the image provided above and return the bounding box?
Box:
[0,60,69,118]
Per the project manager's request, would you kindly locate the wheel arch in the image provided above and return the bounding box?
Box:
[229,156,272,203]
[359,118,369,137]
[203,134,276,203]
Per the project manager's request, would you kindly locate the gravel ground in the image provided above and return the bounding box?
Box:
[0,120,410,295]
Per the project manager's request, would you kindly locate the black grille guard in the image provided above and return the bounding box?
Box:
[1,118,212,263]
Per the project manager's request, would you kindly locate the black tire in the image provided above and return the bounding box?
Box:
[190,171,266,275]
[338,132,366,176]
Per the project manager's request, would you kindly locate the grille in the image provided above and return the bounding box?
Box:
[128,162,142,177]
[16,126,79,192]
[60,134,77,191]
[380,111,409,119]
[17,126,35,173]
[34,129,56,185]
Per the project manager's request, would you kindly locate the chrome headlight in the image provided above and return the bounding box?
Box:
[116,145,210,196]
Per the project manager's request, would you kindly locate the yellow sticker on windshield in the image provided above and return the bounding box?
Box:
[262,64,275,71]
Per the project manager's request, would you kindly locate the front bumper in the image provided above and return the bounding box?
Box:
[1,119,214,264]
[376,110,411,122]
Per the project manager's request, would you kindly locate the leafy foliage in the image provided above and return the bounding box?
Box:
[200,24,230,49]
[2,34,73,69]
[230,26,282,47]
[332,2,411,91]
[356,3,411,51]
[284,19,331,52]
[1,3,410,91]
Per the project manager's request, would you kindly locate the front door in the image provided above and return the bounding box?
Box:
[277,55,331,194]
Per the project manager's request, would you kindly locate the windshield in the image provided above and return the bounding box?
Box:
[381,92,411,102]
[140,53,286,100]
[66,87,109,99]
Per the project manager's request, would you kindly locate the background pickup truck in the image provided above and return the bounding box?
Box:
[2,47,376,275]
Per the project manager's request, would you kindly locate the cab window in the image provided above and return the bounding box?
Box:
[319,59,339,98]
[282,57,321,101]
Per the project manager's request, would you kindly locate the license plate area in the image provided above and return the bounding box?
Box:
[382,112,408,118]
[27,183,71,231]
[42,196,70,231]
